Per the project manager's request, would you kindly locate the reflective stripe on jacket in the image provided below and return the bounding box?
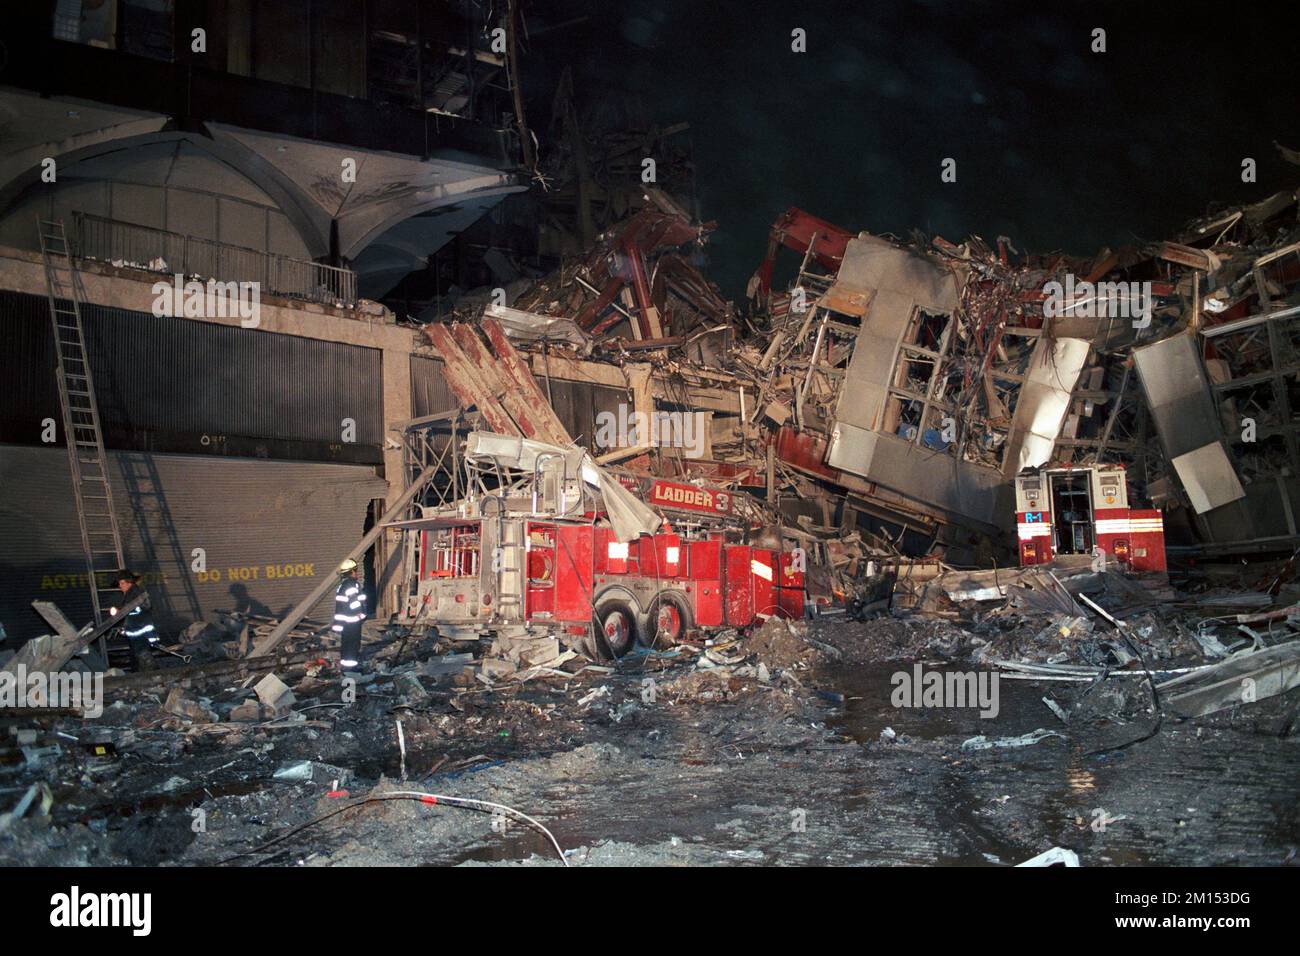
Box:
[122,584,157,642]
[333,577,367,627]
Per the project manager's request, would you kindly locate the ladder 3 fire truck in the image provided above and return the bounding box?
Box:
[1014,463,1166,571]
[392,431,815,660]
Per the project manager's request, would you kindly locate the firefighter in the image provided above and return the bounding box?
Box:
[113,570,158,671]
[333,559,367,671]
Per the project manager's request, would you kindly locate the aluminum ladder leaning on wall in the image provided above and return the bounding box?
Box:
[36,217,126,646]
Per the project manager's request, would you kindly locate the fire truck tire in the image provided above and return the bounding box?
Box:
[642,592,692,648]
[594,595,639,659]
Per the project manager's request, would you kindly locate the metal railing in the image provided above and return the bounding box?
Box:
[72,212,357,307]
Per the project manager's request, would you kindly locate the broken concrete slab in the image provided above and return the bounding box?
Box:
[253,673,297,716]
[423,653,475,678]
[163,688,216,723]
[480,658,517,681]
[518,636,562,668]
[228,700,271,723]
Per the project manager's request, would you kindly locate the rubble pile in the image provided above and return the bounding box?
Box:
[417,154,1300,569]
[6,138,1300,869]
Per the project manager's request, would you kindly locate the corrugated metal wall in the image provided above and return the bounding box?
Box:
[0,290,383,454]
[0,444,387,643]
[547,380,625,450]
[410,355,459,418]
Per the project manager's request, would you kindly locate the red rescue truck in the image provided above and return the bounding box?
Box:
[1014,464,1166,572]
[399,475,809,660]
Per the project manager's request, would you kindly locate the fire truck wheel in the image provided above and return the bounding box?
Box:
[594,598,638,659]
[642,593,691,648]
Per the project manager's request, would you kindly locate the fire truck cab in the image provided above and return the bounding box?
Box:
[1014,464,1166,571]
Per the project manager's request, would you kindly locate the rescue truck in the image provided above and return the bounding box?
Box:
[394,433,814,660]
[1014,464,1166,571]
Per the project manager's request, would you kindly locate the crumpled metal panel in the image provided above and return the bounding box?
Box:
[1132,334,1222,458]
[484,303,592,351]
[1133,333,1246,517]
[1171,442,1246,514]
[827,422,1009,529]
[1005,336,1091,475]
[463,431,660,542]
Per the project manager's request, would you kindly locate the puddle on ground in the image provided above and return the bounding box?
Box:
[113,778,264,817]
[445,806,617,866]
[819,661,1058,744]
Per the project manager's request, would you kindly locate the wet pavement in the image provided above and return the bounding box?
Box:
[3,626,1298,867]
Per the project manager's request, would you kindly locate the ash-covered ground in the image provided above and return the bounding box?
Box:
[3,602,1297,867]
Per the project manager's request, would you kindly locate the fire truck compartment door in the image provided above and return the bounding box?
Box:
[778,550,805,619]
[689,540,723,626]
[553,525,594,623]
[1091,469,1128,509]
[751,549,777,619]
[725,546,755,626]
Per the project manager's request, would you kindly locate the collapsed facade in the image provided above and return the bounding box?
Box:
[2,4,1299,876]
[407,175,1300,587]
[2,2,1299,662]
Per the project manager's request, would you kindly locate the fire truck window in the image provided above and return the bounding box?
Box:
[1049,473,1094,554]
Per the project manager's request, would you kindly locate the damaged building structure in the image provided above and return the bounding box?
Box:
[412,180,1300,578]
[2,0,1299,654]
[0,1,527,645]
[2,0,1299,873]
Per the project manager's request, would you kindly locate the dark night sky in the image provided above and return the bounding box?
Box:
[523,0,1300,298]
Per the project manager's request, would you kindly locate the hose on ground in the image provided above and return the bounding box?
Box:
[219,790,569,866]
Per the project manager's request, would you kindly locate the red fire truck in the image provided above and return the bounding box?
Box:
[396,441,811,660]
[1014,464,1166,572]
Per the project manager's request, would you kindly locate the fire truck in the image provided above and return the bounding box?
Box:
[1014,464,1166,571]
[394,432,813,660]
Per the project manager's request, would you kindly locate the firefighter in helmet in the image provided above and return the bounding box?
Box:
[114,569,158,671]
[333,559,367,671]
